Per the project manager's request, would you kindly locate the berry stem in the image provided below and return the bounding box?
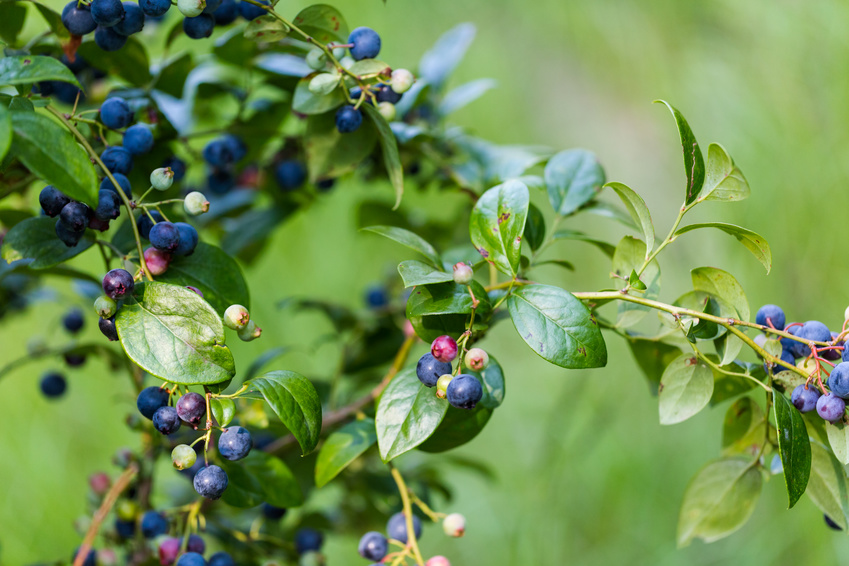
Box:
[409,491,446,522]
[73,464,138,566]
[389,464,425,566]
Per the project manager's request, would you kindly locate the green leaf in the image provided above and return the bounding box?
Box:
[655,100,705,205]
[375,369,448,461]
[658,354,713,425]
[552,229,616,258]
[672,290,736,341]
[469,180,529,277]
[711,361,761,405]
[157,242,250,315]
[807,443,849,531]
[0,3,27,46]
[611,236,661,328]
[244,371,322,455]
[606,182,655,255]
[506,284,607,369]
[692,267,749,365]
[9,110,98,207]
[406,280,492,343]
[700,143,750,202]
[675,223,771,274]
[532,259,574,272]
[361,103,404,209]
[116,282,235,385]
[308,72,340,96]
[438,78,497,116]
[523,202,546,252]
[349,59,391,77]
[31,1,70,39]
[362,225,442,268]
[418,22,476,88]
[293,74,346,114]
[398,260,454,288]
[467,355,506,409]
[304,110,376,180]
[315,418,377,487]
[417,405,492,453]
[676,458,762,547]
[721,397,765,457]
[544,149,605,216]
[773,390,811,508]
[292,4,349,43]
[78,37,151,87]
[827,419,849,466]
[0,56,81,89]
[244,14,289,41]
[628,269,647,290]
[220,451,303,508]
[627,337,682,394]
[1,217,94,268]
[210,398,236,427]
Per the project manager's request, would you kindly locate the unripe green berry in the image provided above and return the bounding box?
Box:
[184,191,209,216]
[95,295,118,318]
[797,358,817,373]
[340,56,355,69]
[390,68,414,94]
[442,513,466,537]
[177,0,205,17]
[150,167,174,191]
[453,262,473,285]
[464,348,489,371]
[171,444,197,470]
[332,47,346,59]
[306,49,327,70]
[436,374,453,399]
[377,101,396,121]
[238,319,262,341]
[223,304,250,330]
[116,499,139,521]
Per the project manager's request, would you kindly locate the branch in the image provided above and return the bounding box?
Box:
[74,464,138,566]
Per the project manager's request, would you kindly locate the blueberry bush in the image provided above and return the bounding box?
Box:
[0,1,847,564]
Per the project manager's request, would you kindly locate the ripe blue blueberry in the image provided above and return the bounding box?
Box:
[275,160,307,190]
[56,220,83,246]
[218,426,252,460]
[823,332,844,361]
[223,134,247,162]
[59,201,92,232]
[791,384,821,412]
[295,528,324,554]
[238,0,268,20]
[176,552,206,566]
[800,320,832,343]
[828,362,849,399]
[63,308,85,333]
[64,352,87,367]
[817,392,846,422]
[101,146,134,175]
[358,531,388,561]
[141,511,168,538]
[416,353,452,388]
[446,373,483,410]
[73,547,97,566]
[137,210,164,239]
[203,138,235,167]
[335,105,363,133]
[203,0,223,13]
[365,285,388,308]
[62,1,97,35]
[101,173,132,198]
[40,372,67,398]
[95,189,121,221]
[163,156,187,181]
[91,0,125,26]
[149,221,181,252]
[209,552,236,566]
[174,222,199,256]
[115,519,136,539]
[262,504,286,520]
[99,315,118,341]
[176,391,206,425]
[114,2,145,35]
[137,386,170,419]
[376,84,402,104]
[100,97,133,129]
[153,406,181,434]
[123,124,154,155]
[207,169,235,194]
[212,0,239,24]
[386,512,422,544]
[193,465,229,499]
[139,0,170,16]
[183,14,215,39]
[39,186,71,217]
[102,268,134,299]
[755,304,785,330]
[95,25,128,51]
[187,533,206,554]
[780,324,803,358]
[348,27,381,60]
[825,515,843,531]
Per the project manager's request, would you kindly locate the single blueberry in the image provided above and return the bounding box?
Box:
[348,27,381,60]
[176,552,206,566]
[91,0,125,27]
[375,84,402,104]
[123,124,154,155]
[193,465,229,499]
[99,316,119,341]
[755,304,785,330]
[800,321,832,343]
[60,201,92,232]
[238,0,268,20]
[358,531,388,561]
[212,0,239,24]
[829,362,849,399]
[62,1,97,35]
[100,97,133,129]
[152,406,181,434]
[139,0,171,17]
[137,386,170,419]
[817,392,846,423]
[222,134,247,162]
[137,210,164,239]
[416,353,452,388]
[202,139,235,167]
[101,173,133,198]
[40,372,67,398]
[295,527,324,554]
[39,186,71,217]
[64,352,87,367]
[262,503,286,520]
[114,1,145,35]
[207,169,235,194]
[95,189,122,221]
[95,25,128,51]
[791,384,821,412]
[183,14,215,39]
[386,512,422,544]
[101,145,134,175]
[275,160,306,190]
[208,552,236,566]
[63,308,85,333]
[102,268,134,299]
[176,391,206,425]
[335,105,362,133]
[173,222,199,256]
[115,518,136,539]
[149,221,181,252]
[187,534,206,554]
[365,285,388,308]
[446,373,483,410]
[141,511,168,538]
[218,426,252,461]
[203,0,223,13]
[56,219,84,247]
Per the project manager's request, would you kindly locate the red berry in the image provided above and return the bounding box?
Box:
[431,335,458,363]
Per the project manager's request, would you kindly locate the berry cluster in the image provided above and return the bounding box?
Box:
[416,335,487,410]
[356,511,465,565]
[39,183,119,247]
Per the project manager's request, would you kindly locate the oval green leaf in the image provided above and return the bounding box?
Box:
[523,202,546,252]
[406,280,492,343]
[658,354,713,425]
[293,75,346,114]
[1,216,94,268]
[211,398,236,428]
[220,451,303,508]
[626,337,683,395]
[700,143,750,202]
[470,179,529,277]
[398,260,454,288]
[674,222,771,274]
[721,397,765,457]
[244,371,322,455]
[606,182,655,255]
[361,103,405,209]
[773,389,811,508]
[807,443,849,531]
[244,14,289,41]
[0,55,81,89]
[292,4,349,43]
[304,110,376,180]
[417,406,492,454]
[655,100,705,205]
[544,149,605,216]
[315,418,377,488]
[826,419,849,466]
[361,225,442,268]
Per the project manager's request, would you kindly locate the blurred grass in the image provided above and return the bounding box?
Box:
[4,0,849,563]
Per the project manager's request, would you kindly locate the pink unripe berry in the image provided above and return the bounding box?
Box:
[144,247,172,276]
[158,537,181,565]
[464,348,489,371]
[431,335,458,363]
[224,304,250,330]
[426,557,451,566]
[89,472,111,496]
[453,262,473,285]
[403,319,415,338]
[442,513,466,537]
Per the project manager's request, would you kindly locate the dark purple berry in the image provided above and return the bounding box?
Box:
[176,391,206,425]
[137,386,170,419]
[152,406,181,434]
[102,268,134,300]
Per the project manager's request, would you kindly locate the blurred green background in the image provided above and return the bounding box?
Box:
[3,0,849,563]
